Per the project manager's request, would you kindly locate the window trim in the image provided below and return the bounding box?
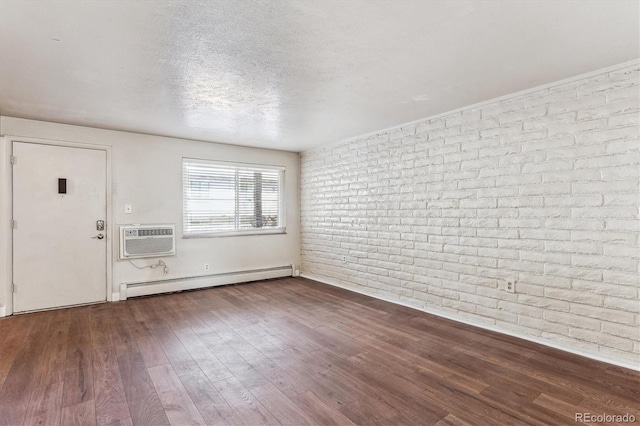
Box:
[182,158,286,238]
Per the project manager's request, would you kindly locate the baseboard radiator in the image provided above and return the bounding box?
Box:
[119,265,293,300]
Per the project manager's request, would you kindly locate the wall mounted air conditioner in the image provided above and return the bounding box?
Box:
[119,224,176,259]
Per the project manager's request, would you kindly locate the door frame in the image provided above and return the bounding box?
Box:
[1,135,113,316]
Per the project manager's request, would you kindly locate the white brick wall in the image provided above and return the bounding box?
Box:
[300,62,640,368]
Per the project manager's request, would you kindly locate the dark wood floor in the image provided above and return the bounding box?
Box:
[0,277,638,426]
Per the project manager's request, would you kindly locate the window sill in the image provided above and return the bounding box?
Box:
[183,228,287,239]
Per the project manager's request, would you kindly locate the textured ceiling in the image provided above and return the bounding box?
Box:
[0,0,638,152]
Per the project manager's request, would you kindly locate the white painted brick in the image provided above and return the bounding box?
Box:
[478,145,519,158]
[497,197,543,208]
[519,183,570,196]
[520,250,570,265]
[572,279,637,299]
[608,112,640,128]
[544,311,600,331]
[603,297,640,314]
[570,304,635,326]
[574,181,638,196]
[477,228,518,239]
[546,144,606,160]
[476,187,520,198]
[500,106,547,125]
[544,195,602,208]
[606,85,640,102]
[429,144,459,157]
[606,139,639,155]
[517,294,571,312]
[428,127,461,140]
[499,218,544,228]
[498,259,543,274]
[477,164,520,177]
[480,123,523,139]
[608,65,640,78]
[301,63,640,366]
[603,270,640,286]
[543,288,603,306]
[522,135,574,153]
[476,306,518,323]
[498,239,544,251]
[544,264,602,281]
[460,236,498,248]
[571,255,638,272]
[459,274,497,288]
[542,169,601,183]
[514,282,544,296]
[459,198,497,209]
[461,118,500,132]
[388,126,415,139]
[519,273,570,289]
[605,219,639,232]
[604,192,640,207]
[547,118,606,137]
[548,94,607,115]
[575,126,639,145]
[521,159,572,174]
[523,88,575,108]
[446,110,481,128]
[495,174,541,186]
[518,207,571,218]
[569,328,633,351]
[498,300,544,318]
[476,208,519,218]
[576,98,639,121]
[545,241,600,255]
[481,99,523,119]
[499,151,545,166]
[602,322,640,340]
[571,230,635,244]
[500,130,548,146]
[444,132,480,146]
[572,206,637,219]
[519,316,567,335]
[579,71,638,95]
[523,112,577,132]
[415,119,445,134]
[443,151,478,164]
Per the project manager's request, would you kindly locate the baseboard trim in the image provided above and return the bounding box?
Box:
[300,273,639,372]
[0,305,5,317]
[120,266,293,299]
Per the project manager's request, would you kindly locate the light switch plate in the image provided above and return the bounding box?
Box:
[124,204,132,214]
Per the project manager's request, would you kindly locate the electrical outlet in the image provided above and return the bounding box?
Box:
[503,279,516,293]
[341,256,347,263]
[204,263,210,272]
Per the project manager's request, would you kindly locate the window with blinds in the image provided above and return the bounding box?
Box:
[183,158,285,237]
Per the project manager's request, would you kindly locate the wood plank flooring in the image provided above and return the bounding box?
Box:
[0,277,638,425]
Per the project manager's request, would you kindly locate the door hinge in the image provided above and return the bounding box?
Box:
[11,283,16,293]
[10,155,16,165]
[10,220,17,230]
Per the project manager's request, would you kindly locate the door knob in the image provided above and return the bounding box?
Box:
[92,234,105,239]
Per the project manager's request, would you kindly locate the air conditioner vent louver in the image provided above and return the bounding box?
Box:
[120,224,176,259]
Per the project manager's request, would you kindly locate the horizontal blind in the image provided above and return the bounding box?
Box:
[183,158,285,236]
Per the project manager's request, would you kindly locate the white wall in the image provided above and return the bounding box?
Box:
[0,117,300,311]
[301,61,640,369]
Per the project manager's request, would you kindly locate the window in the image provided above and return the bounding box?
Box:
[183,158,285,237]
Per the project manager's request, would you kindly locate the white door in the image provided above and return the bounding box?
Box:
[12,142,107,312]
